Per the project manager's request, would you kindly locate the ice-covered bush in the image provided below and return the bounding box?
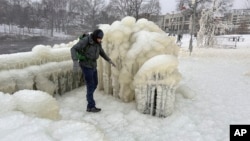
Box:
[99,16,179,103]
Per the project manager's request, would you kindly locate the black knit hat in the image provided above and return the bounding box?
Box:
[92,29,104,41]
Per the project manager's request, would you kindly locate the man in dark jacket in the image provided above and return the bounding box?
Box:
[71,29,115,113]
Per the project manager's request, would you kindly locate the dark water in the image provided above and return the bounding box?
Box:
[0,37,76,55]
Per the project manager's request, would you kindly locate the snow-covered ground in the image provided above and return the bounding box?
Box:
[0,34,250,141]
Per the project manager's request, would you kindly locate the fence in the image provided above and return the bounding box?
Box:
[213,36,244,48]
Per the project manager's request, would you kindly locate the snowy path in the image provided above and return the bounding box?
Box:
[176,54,250,141]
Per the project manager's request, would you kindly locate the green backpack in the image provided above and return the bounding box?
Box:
[76,34,90,61]
[79,33,87,40]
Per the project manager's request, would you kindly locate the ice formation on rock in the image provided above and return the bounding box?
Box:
[133,55,181,117]
[97,16,181,117]
[0,60,83,95]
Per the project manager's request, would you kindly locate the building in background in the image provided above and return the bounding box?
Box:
[156,9,250,35]
[226,9,250,34]
[161,12,192,35]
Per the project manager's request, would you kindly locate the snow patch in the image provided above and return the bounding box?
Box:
[13,90,60,120]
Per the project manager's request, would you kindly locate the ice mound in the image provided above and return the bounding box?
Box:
[13,90,60,120]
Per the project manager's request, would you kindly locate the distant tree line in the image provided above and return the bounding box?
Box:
[0,0,161,37]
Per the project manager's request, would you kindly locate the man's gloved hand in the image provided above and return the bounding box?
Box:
[73,60,80,72]
[109,60,116,67]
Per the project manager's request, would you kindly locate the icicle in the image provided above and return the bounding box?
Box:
[155,85,162,117]
[160,85,167,117]
[149,86,155,116]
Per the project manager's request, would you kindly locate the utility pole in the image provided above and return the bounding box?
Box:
[189,0,197,55]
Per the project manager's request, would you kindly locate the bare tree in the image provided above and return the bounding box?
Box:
[141,0,161,21]
[197,0,233,48]
[53,0,67,33]
[75,0,106,30]
[130,0,143,20]
[0,0,11,33]
[30,1,44,30]
[213,0,233,14]
[98,10,119,25]
[107,0,160,20]
[41,0,56,37]
[107,0,134,18]
[0,0,161,37]
[41,0,68,37]
[65,0,80,29]
[0,0,10,24]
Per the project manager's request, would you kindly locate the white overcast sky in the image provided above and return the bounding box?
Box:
[159,0,176,14]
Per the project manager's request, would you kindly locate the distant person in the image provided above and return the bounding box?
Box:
[177,34,182,43]
[71,29,116,113]
[194,33,197,38]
